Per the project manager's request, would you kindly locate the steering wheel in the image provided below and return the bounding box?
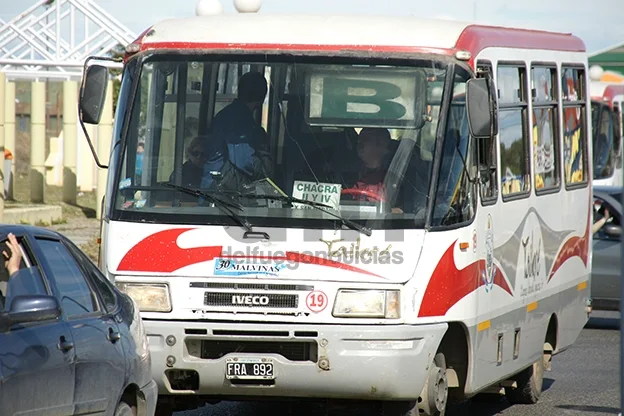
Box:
[341,188,386,203]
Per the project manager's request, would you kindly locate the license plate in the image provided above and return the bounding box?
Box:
[225,357,275,380]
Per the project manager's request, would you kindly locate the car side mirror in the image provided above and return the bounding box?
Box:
[603,223,622,239]
[0,295,61,332]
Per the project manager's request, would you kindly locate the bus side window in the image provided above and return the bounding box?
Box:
[497,63,530,198]
[531,65,560,192]
[475,61,498,204]
[561,66,588,186]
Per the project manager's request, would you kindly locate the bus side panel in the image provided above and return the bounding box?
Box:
[457,47,590,395]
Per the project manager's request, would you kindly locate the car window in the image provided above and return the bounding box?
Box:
[64,239,118,313]
[0,237,47,311]
[36,238,100,318]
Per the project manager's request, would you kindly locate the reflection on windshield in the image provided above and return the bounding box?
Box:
[111,56,469,230]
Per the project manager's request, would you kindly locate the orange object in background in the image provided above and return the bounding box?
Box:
[4,149,12,160]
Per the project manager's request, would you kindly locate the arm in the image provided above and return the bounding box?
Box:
[592,217,607,234]
[592,208,611,235]
[3,233,22,277]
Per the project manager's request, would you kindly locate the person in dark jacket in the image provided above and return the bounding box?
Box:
[200,71,272,192]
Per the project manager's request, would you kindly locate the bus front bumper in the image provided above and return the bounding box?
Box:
[145,320,448,401]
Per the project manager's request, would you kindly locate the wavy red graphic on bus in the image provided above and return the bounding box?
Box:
[116,228,384,278]
[548,207,590,282]
[418,240,512,318]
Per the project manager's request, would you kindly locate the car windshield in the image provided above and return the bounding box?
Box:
[110,54,474,230]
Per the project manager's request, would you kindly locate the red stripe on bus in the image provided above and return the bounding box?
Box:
[548,204,591,281]
[116,228,384,277]
[418,240,512,318]
[138,41,454,56]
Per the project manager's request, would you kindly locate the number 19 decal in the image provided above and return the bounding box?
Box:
[306,291,328,313]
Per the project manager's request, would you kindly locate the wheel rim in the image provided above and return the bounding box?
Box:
[433,368,449,412]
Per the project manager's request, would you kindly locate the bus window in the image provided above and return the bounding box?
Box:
[562,66,588,186]
[431,69,476,227]
[531,66,560,191]
[497,64,530,198]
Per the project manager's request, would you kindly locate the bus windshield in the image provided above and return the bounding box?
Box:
[111,54,474,231]
[592,101,615,180]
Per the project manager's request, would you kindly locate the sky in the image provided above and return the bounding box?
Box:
[0,0,622,56]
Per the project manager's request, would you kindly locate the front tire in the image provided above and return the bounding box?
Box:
[381,353,448,416]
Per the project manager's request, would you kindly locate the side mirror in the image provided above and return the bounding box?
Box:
[603,223,622,239]
[80,64,110,125]
[466,77,498,139]
[1,296,61,331]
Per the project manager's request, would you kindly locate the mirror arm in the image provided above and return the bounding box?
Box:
[79,56,121,170]
[79,118,108,169]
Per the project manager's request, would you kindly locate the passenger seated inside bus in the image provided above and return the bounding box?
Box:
[338,128,404,213]
[199,71,273,193]
[169,137,206,189]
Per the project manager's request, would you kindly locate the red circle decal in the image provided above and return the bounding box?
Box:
[306,291,328,313]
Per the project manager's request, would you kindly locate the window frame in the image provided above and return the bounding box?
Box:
[0,232,53,315]
[429,64,478,230]
[475,60,499,207]
[531,63,562,196]
[561,64,589,190]
[34,237,103,321]
[63,238,120,315]
[496,61,531,202]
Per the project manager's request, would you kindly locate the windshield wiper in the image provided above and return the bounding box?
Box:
[164,183,252,232]
[229,191,372,237]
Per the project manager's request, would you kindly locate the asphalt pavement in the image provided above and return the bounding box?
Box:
[175,311,621,416]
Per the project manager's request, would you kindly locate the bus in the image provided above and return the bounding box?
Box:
[78,8,593,416]
[590,81,624,186]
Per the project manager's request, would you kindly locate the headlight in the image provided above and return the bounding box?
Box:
[116,283,172,312]
[332,290,400,318]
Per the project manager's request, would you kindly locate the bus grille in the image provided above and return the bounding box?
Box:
[204,292,298,308]
[200,340,317,362]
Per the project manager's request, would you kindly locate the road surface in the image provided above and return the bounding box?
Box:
[174,311,621,416]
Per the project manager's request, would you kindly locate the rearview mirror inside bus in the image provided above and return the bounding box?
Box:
[466,77,498,139]
[79,64,110,125]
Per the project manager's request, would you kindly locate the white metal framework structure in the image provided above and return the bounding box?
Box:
[0,0,136,80]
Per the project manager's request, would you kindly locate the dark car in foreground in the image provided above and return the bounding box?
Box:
[591,185,623,311]
[0,225,157,416]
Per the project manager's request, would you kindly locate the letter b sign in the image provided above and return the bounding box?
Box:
[321,77,407,121]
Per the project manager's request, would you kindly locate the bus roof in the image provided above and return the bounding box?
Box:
[591,81,624,106]
[131,14,586,61]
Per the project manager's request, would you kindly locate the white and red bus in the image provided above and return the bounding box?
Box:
[590,79,624,187]
[79,8,593,416]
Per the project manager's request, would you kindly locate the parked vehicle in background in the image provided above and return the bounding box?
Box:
[590,81,624,187]
[0,225,157,416]
[591,186,623,311]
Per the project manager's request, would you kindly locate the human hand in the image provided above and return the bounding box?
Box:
[3,233,22,276]
[604,208,611,221]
